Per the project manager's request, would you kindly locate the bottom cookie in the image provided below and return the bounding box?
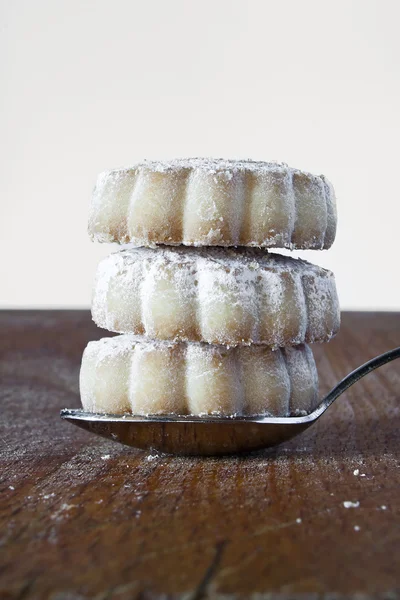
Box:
[80,336,319,417]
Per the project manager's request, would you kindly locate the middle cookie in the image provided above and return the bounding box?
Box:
[92,246,340,347]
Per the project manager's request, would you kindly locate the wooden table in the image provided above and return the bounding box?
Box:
[1,311,399,599]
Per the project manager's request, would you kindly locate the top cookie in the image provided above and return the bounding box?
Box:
[88,158,337,249]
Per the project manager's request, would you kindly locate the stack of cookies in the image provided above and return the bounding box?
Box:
[80,159,340,418]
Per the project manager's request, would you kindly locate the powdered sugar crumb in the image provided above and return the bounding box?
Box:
[147,453,160,461]
[343,501,360,508]
[51,503,77,521]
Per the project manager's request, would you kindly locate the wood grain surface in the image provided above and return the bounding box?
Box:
[0,311,399,600]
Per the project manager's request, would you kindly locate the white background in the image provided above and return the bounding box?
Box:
[1,0,399,309]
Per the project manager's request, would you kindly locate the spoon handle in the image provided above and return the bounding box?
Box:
[321,346,400,411]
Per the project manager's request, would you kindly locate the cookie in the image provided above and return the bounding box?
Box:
[92,246,340,347]
[80,336,319,417]
[89,158,336,249]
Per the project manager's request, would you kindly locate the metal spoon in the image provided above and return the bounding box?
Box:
[61,347,400,456]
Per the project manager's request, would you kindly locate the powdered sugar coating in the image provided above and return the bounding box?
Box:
[80,335,319,417]
[88,158,336,249]
[92,247,340,347]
